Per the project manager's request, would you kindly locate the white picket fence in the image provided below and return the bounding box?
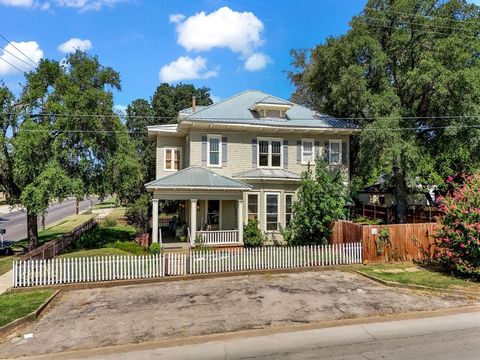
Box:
[12,243,362,288]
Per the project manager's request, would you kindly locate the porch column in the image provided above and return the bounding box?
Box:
[190,199,197,247]
[237,199,244,245]
[151,199,159,244]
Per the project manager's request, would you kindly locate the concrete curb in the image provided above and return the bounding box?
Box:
[8,265,364,293]
[0,290,61,338]
[354,270,480,297]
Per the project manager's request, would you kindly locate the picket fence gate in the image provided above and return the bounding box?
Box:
[12,242,362,288]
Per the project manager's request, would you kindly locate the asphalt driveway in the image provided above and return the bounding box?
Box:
[1,270,477,358]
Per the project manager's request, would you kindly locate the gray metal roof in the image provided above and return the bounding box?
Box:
[145,167,252,190]
[178,105,207,116]
[252,95,292,106]
[233,168,301,180]
[182,90,359,130]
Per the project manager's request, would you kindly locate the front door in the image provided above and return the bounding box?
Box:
[206,200,220,230]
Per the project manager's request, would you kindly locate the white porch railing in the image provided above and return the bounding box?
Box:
[197,230,239,245]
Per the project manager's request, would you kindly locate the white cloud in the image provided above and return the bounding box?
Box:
[0,0,33,7]
[40,1,50,10]
[159,56,217,83]
[55,0,124,11]
[244,52,271,71]
[0,41,43,76]
[174,7,264,56]
[58,38,92,53]
[169,13,185,24]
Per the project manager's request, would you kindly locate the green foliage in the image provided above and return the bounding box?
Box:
[0,290,54,328]
[113,241,146,255]
[283,158,345,245]
[125,194,151,234]
[149,242,161,255]
[375,228,391,256]
[352,216,384,225]
[243,219,265,247]
[289,0,480,222]
[436,174,480,279]
[104,217,117,227]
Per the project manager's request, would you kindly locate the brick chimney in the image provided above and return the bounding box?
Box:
[192,96,196,113]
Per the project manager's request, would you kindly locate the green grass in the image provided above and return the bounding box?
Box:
[358,263,480,291]
[0,256,17,277]
[58,247,131,258]
[16,214,95,248]
[92,197,117,210]
[0,290,54,328]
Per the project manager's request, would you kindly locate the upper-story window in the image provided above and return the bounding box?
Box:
[329,140,342,165]
[301,139,314,164]
[207,134,222,167]
[164,147,181,171]
[258,138,282,168]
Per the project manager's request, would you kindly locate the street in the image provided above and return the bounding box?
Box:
[0,198,99,242]
[34,310,480,360]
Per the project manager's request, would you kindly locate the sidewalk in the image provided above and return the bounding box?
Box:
[0,270,12,294]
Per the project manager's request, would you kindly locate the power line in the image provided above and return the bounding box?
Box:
[0,34,38,67]
[0,57,26,75]
[0,46,35,70]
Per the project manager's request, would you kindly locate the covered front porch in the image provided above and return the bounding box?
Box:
[145,167,252,247]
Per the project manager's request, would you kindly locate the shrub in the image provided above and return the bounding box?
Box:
[436,174,480,279]
[113,241,146,255]
[125,194,150,234]
[283,158,346,245]
[149,242,161,255]
[375,228,391,255]
[104,217,117,227]
[243,219,265,247]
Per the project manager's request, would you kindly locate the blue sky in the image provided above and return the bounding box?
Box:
[0,0,370,108]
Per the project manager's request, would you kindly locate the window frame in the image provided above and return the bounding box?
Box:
[257,137,283,169]
[246,193,259,222]
[301,138,315,165]
[265,192,280,232]
[207,134,222,168]
[285,193,294,226]
[206,199,222,230]
[163,147,182,172]
[329,139,342,165]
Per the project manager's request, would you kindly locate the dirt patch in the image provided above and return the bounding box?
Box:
[0,270,477,358]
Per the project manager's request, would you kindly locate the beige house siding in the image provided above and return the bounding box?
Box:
[187,131,350,181]
[155,136,186,179]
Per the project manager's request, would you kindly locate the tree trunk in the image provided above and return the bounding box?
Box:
[27,210,38,251]
[394,170,408,224]
[76,199,80,215]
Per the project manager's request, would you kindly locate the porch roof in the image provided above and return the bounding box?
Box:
[145,167,252,191]
[233,168,301,181]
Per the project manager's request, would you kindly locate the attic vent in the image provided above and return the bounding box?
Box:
[258,109,287,119]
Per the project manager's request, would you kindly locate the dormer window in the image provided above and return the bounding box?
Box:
[250,99,292,120]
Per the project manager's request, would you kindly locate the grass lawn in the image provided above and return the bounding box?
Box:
[0,290,54,328]
[58,248,131,258]
[0,256,17,277]
[16,214,95,248]
[358,263,480,291]
[92,196,117,210]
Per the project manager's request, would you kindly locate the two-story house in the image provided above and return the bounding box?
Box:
[146,90,359,247]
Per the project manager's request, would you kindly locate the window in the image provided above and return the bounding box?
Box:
[265,193,279,231]
[207,200,220,229]
[285,194,293,226]
[247,194,259,221]
[258,138,282,168]
[207,135,222,167]
[329,140,341,165]
[164,147,181,171]
[301,139,314,164]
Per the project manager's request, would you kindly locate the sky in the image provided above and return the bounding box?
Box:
[0,0,422,109]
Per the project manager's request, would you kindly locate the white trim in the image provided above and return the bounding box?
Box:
[284,193,294,226]
[257,137,283,169]
[207,134,222,167]
[264,192,280,232]
[329,139,342,165]
[163,147,182,172]
[246,192,260,222]
[301,138,315,165]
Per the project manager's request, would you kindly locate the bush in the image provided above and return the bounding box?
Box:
[149,242,161,255]
[125,194,150,234]
[73,227,104,249]
[104,217,117,227]
[436,174,480,279]
[113,241,146,255]
[243,219,265,247]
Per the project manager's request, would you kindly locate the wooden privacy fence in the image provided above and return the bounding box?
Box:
[331,220,438,263]
[12,243,362,288]
[355,204,443,224]
[22,218,97,261]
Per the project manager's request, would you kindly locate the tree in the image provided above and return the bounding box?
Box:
[289,0,480,223]
[0,51,143,250]
[282,158,346,245]
[126,83,213,184]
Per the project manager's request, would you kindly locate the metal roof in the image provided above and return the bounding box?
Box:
[182,90,359,130]
[233,168,301,181]
[145,167,252,190]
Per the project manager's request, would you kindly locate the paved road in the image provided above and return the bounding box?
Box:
[0,197,98,242]
[50,311,480,360]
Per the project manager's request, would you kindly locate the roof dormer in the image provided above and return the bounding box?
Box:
[250,96,292,119]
